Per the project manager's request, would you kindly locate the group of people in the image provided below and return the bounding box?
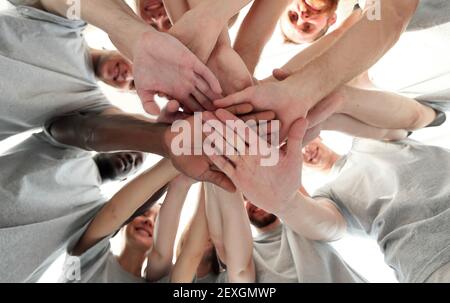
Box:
[0,0,449,283]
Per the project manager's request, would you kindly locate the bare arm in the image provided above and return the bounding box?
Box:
[279,192,347,242]
[47,109,169,156]
[336,86,437,130]
[266,7,363,81]
[146,176,194,282]
[40,0,148,59]
[204,183,255,283]
[39,0,222,115]
[281,0,419,110]
[234,0,291,74]
[321,113,408,141]
[72,159,179,256]
[170,187,210,283]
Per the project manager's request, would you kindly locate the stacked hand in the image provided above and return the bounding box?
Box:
[202,109,309,215]
[132,30,223,115]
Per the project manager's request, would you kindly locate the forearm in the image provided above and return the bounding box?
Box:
[277,192,347,242]
[338,86,436,130]
[282,0,418,109]
[197,0,252,26]
[171,188,209,283]
[322,114,408,141]
[234,0,290,74]
[268,9,362,81]
[73,159,179,255]
[163,0,189,23]
[203,183,226,262]
[204,184,254,282]
[48,110,169,156]
[40,0,151,59]
[147,180,192,282]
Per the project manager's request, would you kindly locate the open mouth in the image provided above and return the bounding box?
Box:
[117,154,132,172]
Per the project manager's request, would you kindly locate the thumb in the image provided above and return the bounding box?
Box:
[139,90,161,115]
[214,87,254,109]
[286,118,309,159]
[272,68,292,81]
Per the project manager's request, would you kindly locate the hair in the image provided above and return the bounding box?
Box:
[93,154,116,182]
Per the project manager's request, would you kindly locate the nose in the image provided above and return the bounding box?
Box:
[144,217,154,230]
[300,10,313,21]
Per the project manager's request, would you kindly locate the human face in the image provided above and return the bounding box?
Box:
[280,0,337,44]
[244,200,278,229]
[95,152,145,182]
[95,51,135,90]
[302,137,338,171]
[137,0,172,32]
[124,206,160,252]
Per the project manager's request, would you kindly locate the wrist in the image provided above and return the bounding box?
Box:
[278,79,307,115]
[275,191,300,219]
[143,123,171,157]
[161,126,174,158]
[111,20,158,61]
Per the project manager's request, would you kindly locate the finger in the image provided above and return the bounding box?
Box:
[191,88,215,111]
[138,90,161,115]
[213,87,254,108]
[302,124,323,147]
[286,118,309,159]
[201,169,236,193]
[185,95,205,113]
[272,68,292,81]
[202,112,247,159]
[166,100,181,113]
[194,62,223,95]
[240,111,276,123]
[215,109,259,147]
[256,120,281,139]
[225,104,253,116]
[207,155,236,182]
[204,134,241,163]
[195,75,222,103]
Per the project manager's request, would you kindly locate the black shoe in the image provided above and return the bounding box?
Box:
[426,110,447,128]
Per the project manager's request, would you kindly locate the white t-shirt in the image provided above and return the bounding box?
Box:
[0,3,111,141]
[0,132,106,282]
[252,224,366,283]
[314,139,450,283]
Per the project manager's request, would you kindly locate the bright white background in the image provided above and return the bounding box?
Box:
[1,0,449,283]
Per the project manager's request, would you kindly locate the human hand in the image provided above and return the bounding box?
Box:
[214,81,300,140]
[202,109,309,215]
[162,115,236,192]
[169,174,198,189]
[157,100,191,124]
[132,30,223,115]
[207,43,254,96]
